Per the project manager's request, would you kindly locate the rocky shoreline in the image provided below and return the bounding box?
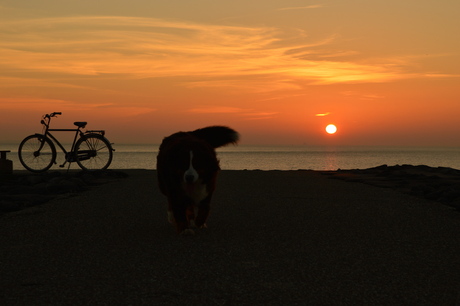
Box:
[324,164,460,211]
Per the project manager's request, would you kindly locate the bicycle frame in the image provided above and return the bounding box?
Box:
[45,128,82,160]
[37,113,103,168]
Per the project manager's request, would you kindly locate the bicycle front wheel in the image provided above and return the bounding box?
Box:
[18,134,56,173]
[75,134,113,171]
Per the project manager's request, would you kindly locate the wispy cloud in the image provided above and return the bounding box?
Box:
[186,79,301,93]
[278,5,323,11]
[0,96,156,117]
[0,15,453,94]
[188,106,246,114]
[241,112,279,120]
[341,91,385,100]
[423,73,460,78]
[0,97,71,109]
[315,112,331,117]
[0,76,88,89]
[188,106,278,120]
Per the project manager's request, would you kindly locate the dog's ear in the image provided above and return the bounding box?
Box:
[191,126,239,148]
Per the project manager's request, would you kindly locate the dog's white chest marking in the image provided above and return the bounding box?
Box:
[182,150,209,204]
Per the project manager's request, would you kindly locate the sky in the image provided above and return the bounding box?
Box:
[1,0,459,146]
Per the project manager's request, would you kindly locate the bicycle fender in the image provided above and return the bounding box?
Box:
[100,136,114,151]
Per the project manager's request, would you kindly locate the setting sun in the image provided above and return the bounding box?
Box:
[326,124,337,134]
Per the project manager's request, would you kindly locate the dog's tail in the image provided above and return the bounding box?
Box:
[191,126,239,148]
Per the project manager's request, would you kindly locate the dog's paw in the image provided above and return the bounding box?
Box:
[199,223,207,229]
[180,229,195,236]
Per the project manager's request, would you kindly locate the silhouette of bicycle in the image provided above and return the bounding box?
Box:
[18,112,114,172]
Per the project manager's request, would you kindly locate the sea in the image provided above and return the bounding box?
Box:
[5,144,460,171]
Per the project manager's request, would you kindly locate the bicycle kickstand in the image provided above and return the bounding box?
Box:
[59,160,71,172]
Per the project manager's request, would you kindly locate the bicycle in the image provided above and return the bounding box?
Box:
[18,112,115,173]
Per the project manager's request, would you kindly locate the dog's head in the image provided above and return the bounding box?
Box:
[180,141,219,184]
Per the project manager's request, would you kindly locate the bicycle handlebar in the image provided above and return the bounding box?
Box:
[44,112,62,118]
[41,112,62,126]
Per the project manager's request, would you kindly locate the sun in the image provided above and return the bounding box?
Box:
[325,124,337,134]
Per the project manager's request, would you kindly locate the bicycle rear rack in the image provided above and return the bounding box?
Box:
[86,130,105,136]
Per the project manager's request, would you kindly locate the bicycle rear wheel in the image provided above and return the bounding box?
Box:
[18,134,56,173]
[75,134,113,171]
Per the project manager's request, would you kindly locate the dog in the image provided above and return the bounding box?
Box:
[156,126,239,234]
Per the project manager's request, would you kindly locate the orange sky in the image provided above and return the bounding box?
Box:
[1,0,459,146]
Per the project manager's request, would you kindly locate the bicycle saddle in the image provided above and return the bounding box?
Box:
[74,122,87,128]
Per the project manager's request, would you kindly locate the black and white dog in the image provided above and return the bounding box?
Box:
[157,126,239,234]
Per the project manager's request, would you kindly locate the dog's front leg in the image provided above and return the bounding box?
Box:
[195,194,212,228]
[170,196,195,234]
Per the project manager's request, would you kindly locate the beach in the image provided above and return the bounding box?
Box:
[1,168,460,304]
